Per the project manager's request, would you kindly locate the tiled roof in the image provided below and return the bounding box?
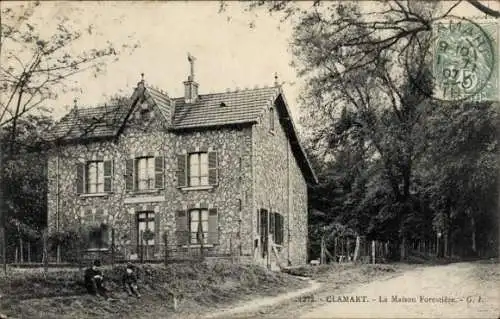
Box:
[48,84,317,184]
[48,104,128,140]
[171,87,279,129]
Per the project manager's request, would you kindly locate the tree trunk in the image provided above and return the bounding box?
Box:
[19,236,24,263]
[371,240,376,264]
[353,236,360,262]
[471,216,477,254]
[444,232,449,258]
[400,236,406,261]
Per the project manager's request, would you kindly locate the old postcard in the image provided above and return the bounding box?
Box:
[0,1,498,318]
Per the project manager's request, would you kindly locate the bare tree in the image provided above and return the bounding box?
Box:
[0,1,139,272]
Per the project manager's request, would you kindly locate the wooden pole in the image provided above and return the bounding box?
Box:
[27,241,31,263]
[371,240,376,264]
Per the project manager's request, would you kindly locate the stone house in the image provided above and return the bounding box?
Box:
[46,59,317,266]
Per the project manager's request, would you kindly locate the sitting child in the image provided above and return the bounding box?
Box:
[84,259,109,299]
[122,262,141,298]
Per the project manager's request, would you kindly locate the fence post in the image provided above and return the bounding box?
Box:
[111,228,115,267]
[371,240,376,264]
[140,230,144,264]
[333,236,337,263]
[200,234,204,261]
[164,232,168,266]
[43,228,48,274]
[27,241,31,263]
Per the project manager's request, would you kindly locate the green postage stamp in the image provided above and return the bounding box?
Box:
[432,16,498,102]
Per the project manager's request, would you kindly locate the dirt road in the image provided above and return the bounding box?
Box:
[210,262,499,319]
[302,262,499,319]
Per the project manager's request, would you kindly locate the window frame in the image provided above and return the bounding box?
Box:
[87,223,109,250]
[189,208,209,244]
[86,160,104,194]
[135,156,156,191]
[188,152,209,187]
[137,211,155,246]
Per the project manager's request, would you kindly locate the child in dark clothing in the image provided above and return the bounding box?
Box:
[84,259,109,299]
[122,263,141,298]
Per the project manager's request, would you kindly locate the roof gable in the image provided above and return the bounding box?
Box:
[274,93,318,185]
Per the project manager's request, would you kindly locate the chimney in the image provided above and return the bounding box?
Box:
[184,53,199,103]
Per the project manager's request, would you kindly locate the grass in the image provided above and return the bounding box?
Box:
[0,261,308,319]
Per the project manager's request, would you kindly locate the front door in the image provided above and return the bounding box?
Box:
[137,211,155,259]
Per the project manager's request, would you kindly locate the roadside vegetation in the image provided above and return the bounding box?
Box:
[0,261,307,319]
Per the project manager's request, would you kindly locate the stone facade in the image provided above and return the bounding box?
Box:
[47,86,311,266]
[251,103,308,266]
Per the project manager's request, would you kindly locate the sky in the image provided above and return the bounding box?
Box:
[2,1,499,125]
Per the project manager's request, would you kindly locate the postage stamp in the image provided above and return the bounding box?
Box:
[431,16,498,102]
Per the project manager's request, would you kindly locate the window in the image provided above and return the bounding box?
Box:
[269,107,275,132]
[190,209,209,244]
[176,208,218,245]
[87,161,104,193]
[137,157,155,190]
[189,153,209,186]
[177,152,218,188]
[258,209,284,247]
[137,211,155,246]
[125,156,164,191]
[88,224,109,249]
[77,160,113,194]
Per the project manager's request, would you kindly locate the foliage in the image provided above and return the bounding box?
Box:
[237,1,500,259]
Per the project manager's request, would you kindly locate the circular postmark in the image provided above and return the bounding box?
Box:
[406,15,496,102]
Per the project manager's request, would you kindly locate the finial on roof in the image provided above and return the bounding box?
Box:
[138,73,145,87]
[73,98,78,109]
[274,72,279,87]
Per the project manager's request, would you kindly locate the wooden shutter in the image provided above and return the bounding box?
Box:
[176,154,187,187]
[208,208,218,244]
[276,214,283,245]
[175,210,188,245]
[208,152,218,185]
[129,213,137,254]
[134,159,139,190]
[125,159,134,191]
[103,160,113,192]
[154,156,164,189]
[76,163,85,194]
[154,211,161,254]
